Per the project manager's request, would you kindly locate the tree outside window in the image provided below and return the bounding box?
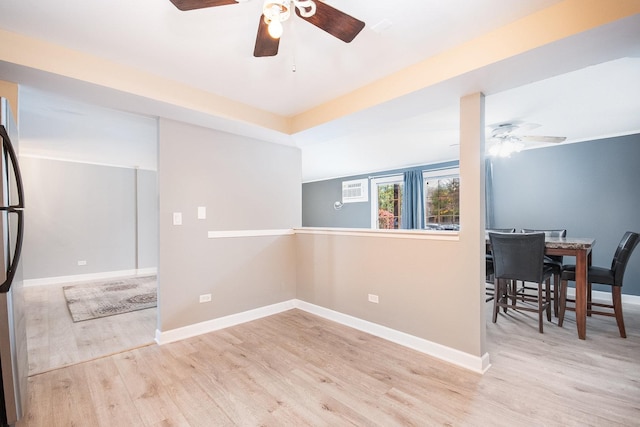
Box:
[377,183,403,229]
[424,175,460,230]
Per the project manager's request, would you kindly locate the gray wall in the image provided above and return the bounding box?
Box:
[491,133,640,296]
[157,119,300,331]
[302,178,371,228]
[20,157,157,280]
[302,133,640,297]
[302,161,459,228]
[137,168,158,269]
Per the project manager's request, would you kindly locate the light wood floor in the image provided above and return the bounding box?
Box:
[23,282,157,375]
[18,302,640,426]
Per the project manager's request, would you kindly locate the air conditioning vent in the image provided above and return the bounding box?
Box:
[342,179,368,203]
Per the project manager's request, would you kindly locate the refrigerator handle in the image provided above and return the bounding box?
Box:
[0,209,23,293]
[0,125,25,293]
[0,125,24,209]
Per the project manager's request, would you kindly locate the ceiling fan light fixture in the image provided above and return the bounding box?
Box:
[488,138,524,158]
[261,0,318,39]
[293,0,316,17]
[267,18,284,38]
[263,0,290,39]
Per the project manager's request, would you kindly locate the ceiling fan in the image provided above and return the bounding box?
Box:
[487,122,566,157]
[169,0,366,57]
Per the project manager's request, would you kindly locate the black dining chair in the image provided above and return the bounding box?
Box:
[558,231,639,338]
[485,228,516,302]
[489,232,553,333]
[521,229,567,317]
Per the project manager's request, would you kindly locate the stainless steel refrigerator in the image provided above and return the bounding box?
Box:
[0,97,27,427]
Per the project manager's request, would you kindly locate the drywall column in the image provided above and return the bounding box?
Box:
[459,92,487,357]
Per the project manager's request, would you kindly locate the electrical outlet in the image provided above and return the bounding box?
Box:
[199,293,212,303]
[173,212,182,226]
[77,260,87,266]
[197,206,206,220]
[368,294,379,304]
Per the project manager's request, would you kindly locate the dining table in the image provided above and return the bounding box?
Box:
[486,234,595,339]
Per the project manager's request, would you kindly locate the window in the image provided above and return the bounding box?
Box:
[370,168,460,230]
[371,175,403,229]
[423,168,460,230]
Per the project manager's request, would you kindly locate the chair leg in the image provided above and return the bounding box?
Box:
[503,279,509,313]
[587,282,593,316]
[492,279,500,323]
[552,273,559,317]
[612,286,626,338]
[558,279,567,327]
[537,282,545,333]
[545,278,552,321]
[485,280,494,302]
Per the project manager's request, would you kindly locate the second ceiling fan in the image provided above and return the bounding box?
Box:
[169,0,366,57]
[487,122,567,157]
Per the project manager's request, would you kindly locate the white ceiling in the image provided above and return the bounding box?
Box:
[1,0,639,179]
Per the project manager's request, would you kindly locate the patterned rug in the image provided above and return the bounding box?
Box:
[63,275,157,322]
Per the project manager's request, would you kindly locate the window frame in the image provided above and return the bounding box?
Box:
[369,167,460,231]
[423,167,460,231]
[370,174,403,229]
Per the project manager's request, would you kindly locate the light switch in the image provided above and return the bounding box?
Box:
[173,212,182,226]
[197,206,206,220]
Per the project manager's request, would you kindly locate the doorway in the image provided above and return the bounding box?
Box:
[18,89,159,375]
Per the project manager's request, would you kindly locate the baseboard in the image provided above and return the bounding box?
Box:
[23,267,157,287]
[293,300,491,374]
[155,300,296,345]
[565,287,640,306]
[154,298,490,374]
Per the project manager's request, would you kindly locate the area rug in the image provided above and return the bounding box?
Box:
[63,275,157,322]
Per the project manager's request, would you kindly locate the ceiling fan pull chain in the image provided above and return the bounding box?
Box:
[294,0,316,17]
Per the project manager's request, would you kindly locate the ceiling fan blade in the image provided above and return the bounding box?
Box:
[295,1,365,43]
[489,122,541,137]
[169,0,238,11]
[520,135,567,143]
[254,16,280,57]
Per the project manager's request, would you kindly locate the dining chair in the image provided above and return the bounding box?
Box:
[558,231,639,338]
[485,228,516,302]
[521,229,567,316]
[489,232,553,333]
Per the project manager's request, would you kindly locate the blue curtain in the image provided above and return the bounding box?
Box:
[401,170,425,229]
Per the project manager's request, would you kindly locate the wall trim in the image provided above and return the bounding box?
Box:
[207,229,295,239]
[295,227,460,241]
[155,300,296,345]
[294,300,491,374]
[206,228,459,241]
[301,159,460,184]
[23,267,157,287]
[19,153,157,172]
[155,298,490,374]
